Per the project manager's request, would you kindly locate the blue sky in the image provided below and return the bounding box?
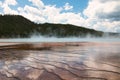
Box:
[16,0,88,13]
[42,0,88,12]
[0,0,120,32]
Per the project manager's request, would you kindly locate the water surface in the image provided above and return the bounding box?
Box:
[0,42,119,80]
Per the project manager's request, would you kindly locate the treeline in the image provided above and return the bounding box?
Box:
[0,15,118,38]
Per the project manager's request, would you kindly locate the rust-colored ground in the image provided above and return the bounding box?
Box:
[0,42,120,80]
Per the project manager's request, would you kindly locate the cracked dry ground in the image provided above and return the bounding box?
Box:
[0,42,120,80]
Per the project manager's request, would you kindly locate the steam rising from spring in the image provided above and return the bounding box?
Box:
[0,34,120,42]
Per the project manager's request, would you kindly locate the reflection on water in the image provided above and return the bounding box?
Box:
[0,42,120,80]
[0,50,29,60]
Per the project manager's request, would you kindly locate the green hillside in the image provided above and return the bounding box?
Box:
[0,15,119,38]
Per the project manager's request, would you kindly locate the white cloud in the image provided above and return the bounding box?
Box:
[17,4,84,25]
[24,5,43,16]
[4,0,17,6]
[18,5,46,23]
[0,1,2,6]
[83,0,120,32]
[93,21,120,32]
[17,5,62,23]
[29,0,44,9]
[43,5,63,23]
[64,3,73,10]
[3,4,18,14]
[57,12,85,26]
[84,0,120,20]
[0,0,18,14]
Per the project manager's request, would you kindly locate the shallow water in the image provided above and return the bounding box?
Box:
[0,42,120,80]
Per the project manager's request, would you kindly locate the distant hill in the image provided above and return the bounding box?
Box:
[0,15,119,38]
